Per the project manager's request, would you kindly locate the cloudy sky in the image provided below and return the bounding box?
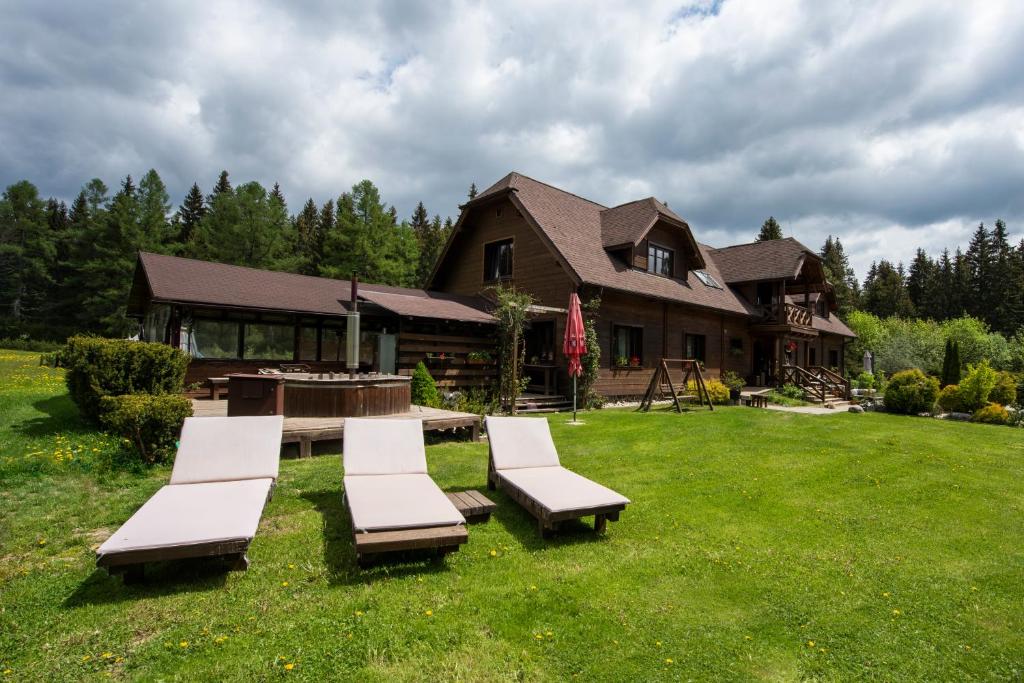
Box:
[2,0,1023,276]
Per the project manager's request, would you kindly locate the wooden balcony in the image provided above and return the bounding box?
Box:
[751,303,817,336]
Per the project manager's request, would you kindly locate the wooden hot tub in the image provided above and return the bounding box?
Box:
[282,373,412,418]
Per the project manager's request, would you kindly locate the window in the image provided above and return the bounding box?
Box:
[243,323,294,360]
[685,333,707,362]
[729,337,744,355]
[647,243,674,277]
[693,269,722,289]
[611,325,643,367]
[190,319,240,359]
[809,347,817,366]
[828,349,839,369]
[299,326,319,361]
[756,282,774,306]
[484,239,513,281]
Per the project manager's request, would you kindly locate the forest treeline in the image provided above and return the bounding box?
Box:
[0,170,469,339]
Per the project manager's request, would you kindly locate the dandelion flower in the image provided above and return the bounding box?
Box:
[656,641,662,647]
[37,539,46,546]
[530,585,537,591]
[545,631,553,637]
[3,669,12,675]
[489,549,497,557]
[284,663,295,671]
[281,581,289,587]
[354,610,364,617]
[665,658,673,665]
[179,641,189,649]
[101,652,113,658]
[288,564,295,569]
[81,655,92,662]
[808,641,815,648]
[892,609,901,616]
[535,634,543,640]
[214,636,228,644]
[424,610,433,617]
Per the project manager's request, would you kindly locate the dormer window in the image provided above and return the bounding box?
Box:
[647,243,674,277]
[484,238,513,282]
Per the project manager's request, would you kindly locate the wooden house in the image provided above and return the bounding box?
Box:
[428,172,855,399]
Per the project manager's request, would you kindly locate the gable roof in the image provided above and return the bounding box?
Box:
[131,252,494,323]
[708,237,816,283]
[459,172,752,316]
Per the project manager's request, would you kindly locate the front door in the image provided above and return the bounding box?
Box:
[752,338,771,386]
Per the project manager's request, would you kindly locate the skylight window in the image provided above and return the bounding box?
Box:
[693,269,722,289]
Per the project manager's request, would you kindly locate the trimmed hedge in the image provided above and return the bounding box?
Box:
[883,369,939,415]
[99,394,193,464]
[60,337,189,423]
[688,379,730,405]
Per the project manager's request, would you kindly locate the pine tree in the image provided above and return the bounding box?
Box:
[176,182,206,249]
[989,219,1019,335]
[819,235,859,315]
[965,222,994,325]
[861,260,914,318]
[468,183,478,200]
[907,248,939,320]
[312,199,334,277]
[756,216,783,241]
[951,248,971,319]
[0,181,54,337]
[935,249,955,320]
[410,201,433,286]
[294,198,320,275]
[138,169,172,250]
[210,170,232,200]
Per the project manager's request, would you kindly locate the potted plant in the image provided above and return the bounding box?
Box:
[467,350,492,365]
[721,370,745,403]
[615,355,629,368]
[629,355,641,368]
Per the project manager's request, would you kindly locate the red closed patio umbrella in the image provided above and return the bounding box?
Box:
[563,292,587,423]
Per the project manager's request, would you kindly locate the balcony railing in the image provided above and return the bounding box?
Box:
[757,302,814,328]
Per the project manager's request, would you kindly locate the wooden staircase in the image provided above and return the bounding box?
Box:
[782,365,850,407]
[514,393,574,414]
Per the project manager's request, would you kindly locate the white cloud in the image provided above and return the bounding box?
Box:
[1,0,1023,281]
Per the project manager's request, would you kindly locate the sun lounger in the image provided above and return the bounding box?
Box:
[96,415,284,581]
[484,416,629,536]
[342,418,467,565]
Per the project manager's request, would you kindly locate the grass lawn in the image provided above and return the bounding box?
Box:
[1,349,1023,681]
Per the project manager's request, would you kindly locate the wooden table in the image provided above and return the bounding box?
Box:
[207,377,229,400]
[446,490,496,523]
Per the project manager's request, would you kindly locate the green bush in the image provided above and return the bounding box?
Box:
[59,337,189,423]
[883,369,939,415]
[957,361,998,413]
[411,361,440,407]
[778,383,805,400]
[989,372,1017,406]
[937,384,964,413]
[855,371,875,390]
[0,337,64,352]
[99,394,193,464]
[971,403,1009,426]
[688,379,730,404]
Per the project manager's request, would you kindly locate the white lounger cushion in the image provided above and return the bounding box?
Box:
[485,416,561,470]
[497,467,630,513]
[170,416,284,485]
[343,418,427,476]
[344,474,465,532]
[97,478,274,556]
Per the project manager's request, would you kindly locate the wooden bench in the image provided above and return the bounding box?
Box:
[746,393,768,408]
[207,377,229,400]
[445,490,496,523]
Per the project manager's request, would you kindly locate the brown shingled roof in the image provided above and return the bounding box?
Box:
[133,252,494,323]
[472,173,753,316]
[708,238,816,283]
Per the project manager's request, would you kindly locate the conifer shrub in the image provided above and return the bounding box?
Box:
[883,369,939,415]
[411,361,440,407]
[971,403,1009,426]
[60,337,189,423]
[989,372,1017,406]
[937,384,964,413]
[957,361,998,413]
[99,394,193,464]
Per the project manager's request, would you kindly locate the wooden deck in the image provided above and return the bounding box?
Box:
[190,400,481,456]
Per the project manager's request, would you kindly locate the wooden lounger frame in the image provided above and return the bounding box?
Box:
[487,451,625,537]
[343,493,467,567]
[96,483,276,583]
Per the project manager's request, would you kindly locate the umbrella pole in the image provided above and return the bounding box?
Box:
[573,375,577,422]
